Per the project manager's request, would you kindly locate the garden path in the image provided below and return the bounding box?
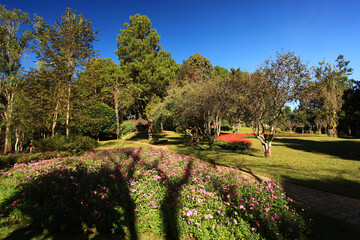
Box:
[218,166,360,227]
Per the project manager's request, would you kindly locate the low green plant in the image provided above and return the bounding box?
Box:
[120,121,136,136]
[33,135,98,155]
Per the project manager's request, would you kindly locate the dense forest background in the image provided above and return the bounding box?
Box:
[1,5,359,155]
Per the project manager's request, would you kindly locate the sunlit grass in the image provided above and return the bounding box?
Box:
[100,130,360,200]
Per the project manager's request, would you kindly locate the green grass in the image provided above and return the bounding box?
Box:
[170,135,360,200]
[98,130,360,200]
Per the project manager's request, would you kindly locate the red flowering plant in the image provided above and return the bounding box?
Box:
[214,134,253,151]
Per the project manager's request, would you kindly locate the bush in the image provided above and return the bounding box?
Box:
[215,134,253,151]
[0,148,306,238]
[33,135,98,155]
[0,152,70,169]
[120,121,136,136]
[215,139,252,151]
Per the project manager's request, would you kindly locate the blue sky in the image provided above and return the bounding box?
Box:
[3,0,360,80]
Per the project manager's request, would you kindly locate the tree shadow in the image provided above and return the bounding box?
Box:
[0,149,142,240]
[281,175,360,200]
[273,138,360,161]
[152,158,193,240]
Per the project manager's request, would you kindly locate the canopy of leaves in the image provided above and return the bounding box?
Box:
[115,14,177,116]
[177,53,214,85]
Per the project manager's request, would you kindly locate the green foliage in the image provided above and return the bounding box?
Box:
[313,55,354,137]
[177,53,214,85]
[0,152,69,169]
[0,4,34,153]
[214,65,230,78]
[75,101,116,138]
[120,120,136,136]
[339,81,360,136]
[33,135,98,155]
[214,140,252,151]
[115,14,177,116]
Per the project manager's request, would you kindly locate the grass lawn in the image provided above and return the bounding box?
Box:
[98,129,360,200]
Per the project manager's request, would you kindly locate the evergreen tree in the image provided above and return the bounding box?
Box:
[115,14,177,140]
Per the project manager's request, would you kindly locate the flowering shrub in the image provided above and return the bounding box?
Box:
[215,134,253,151]
[0,148,305,239]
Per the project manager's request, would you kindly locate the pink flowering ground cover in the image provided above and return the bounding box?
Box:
[0,148,305,239]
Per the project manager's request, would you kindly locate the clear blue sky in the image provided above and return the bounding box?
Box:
[3,0,360,80]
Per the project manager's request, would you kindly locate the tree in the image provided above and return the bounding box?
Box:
[314,55,353,137]
[339,81,360,136]
[157,76,229,149]
[177,53,214,85]
[78,58,134,139]
[115,14,177,140]
[230,51,311,157]
[34,8,97,137]
[0,4,33,153]
[214,65,230,78]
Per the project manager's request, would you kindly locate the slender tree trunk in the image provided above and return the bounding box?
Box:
[3,93,14,154]
[15,129,19,152]
[114,92,120,139]
[66,79,71,138]
[147,114,153,141]
[52,100,60,137]
[4,121,12,154]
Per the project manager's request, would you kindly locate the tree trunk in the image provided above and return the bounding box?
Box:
[160,120,163,133]
[3,93,14,154]
[52,100,60,137]
[262,141,272,157]
[4,122,12,154]
[114,93,120,139]
[15,129,19,152]
[66,79,71,138]
[147,114,153,140]
[256,134,273,158]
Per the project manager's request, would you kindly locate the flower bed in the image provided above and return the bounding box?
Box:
[215,134,253,151]
[0,148,305,239]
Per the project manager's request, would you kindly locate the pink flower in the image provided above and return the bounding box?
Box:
[11,199,20,206]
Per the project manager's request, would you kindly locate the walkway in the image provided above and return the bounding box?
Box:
[282,182,360,226]
[234,169,360,226]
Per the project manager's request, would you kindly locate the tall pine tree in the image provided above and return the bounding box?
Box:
[115,14,177,139]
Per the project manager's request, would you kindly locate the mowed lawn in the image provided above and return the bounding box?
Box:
[98,130,360,200]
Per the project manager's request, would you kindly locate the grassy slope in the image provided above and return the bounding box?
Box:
[98,129,360,200]
[1,130,360,240]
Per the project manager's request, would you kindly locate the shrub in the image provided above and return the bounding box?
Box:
[0,152,70,169]
[120,121,136,136]
[0,148,306,239]
[33,135,98,155]
[215,134,253,151]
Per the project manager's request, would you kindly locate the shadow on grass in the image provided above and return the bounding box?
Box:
[273,138,360,161]
[153,158,193,240]
[128,131,148,141]
[0,148,194,240]
[0,150,142,239]
[281,176,360,200]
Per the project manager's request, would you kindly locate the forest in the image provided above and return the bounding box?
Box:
[1,5,360,157]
